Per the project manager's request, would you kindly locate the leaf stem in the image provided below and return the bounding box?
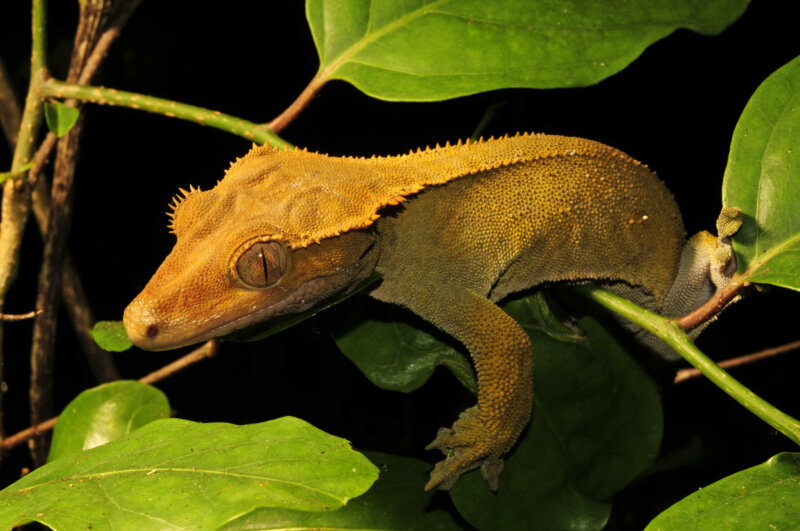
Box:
[576,284,800,446]
[39,80,290,148]
[267,74,327,133]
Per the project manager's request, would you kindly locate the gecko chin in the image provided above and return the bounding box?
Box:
[124,298,288,351]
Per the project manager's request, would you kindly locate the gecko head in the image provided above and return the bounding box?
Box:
[123,162,378,351]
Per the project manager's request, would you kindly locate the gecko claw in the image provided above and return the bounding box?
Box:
[424,406,508,490]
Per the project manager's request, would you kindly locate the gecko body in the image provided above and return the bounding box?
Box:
[124,134,740,490]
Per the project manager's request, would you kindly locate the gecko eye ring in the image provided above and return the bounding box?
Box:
[234,240,288,288]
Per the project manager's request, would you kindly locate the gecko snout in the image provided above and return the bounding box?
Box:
[123,294,169,351]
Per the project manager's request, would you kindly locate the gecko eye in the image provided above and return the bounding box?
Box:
[235,241,287,288]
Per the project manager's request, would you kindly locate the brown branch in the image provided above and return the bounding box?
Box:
[76,0,145,86]
[26,131,57,187]
[0,56,21,146]
[29,116,83,464]
[676,277,746,332]
[28,0,143,465]
[26,0,143,189]
[1,417,57,452]
[0,310,40,321]
[267,74,327,133]
[2,340,218,452]
[675,339,800,384]
[30,181,119,383]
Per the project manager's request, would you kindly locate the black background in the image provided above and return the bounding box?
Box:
[1,1,799,528]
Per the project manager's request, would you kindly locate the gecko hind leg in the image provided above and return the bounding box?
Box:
[388,287,534,491]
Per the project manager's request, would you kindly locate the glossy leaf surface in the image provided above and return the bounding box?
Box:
[647,453,800,530]
[0,417,377,530]
[723,55,800,291]
[48,380,170,462]
[221,451,461,530]
[306,0,749,100]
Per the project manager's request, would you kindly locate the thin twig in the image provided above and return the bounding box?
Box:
[0,310,40,321]
[1,340,218,452]
[139,340,219,385]
[1,417,57,452]
[267,74,327,133]
[674,339,800,384]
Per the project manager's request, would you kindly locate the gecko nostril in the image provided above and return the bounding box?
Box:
[146,324,160,338]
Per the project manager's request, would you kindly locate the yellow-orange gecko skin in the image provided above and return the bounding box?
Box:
[124,133,739,491]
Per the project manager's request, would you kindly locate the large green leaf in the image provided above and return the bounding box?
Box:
[220,451,461,530]
[306,0,749,101]
[646,453,800,530]
[48,380,170,462]
[331,296,477,394]
[0,417,378,530]
[722,55,800,291]
[449,301,663,530]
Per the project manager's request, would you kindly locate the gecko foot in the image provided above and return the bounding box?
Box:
[424,406,507,491]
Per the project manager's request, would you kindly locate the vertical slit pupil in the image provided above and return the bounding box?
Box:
[260,246,270,284]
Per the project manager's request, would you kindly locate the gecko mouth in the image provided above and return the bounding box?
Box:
[123,276,334,351]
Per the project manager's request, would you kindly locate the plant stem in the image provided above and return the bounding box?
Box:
[40,80,290,148]
[576,284,800,447]
[0,0,48,447]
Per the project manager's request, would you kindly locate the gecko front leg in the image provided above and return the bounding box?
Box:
[377,283,534,491]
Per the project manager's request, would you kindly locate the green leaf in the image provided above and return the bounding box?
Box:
[306,0,749,101]
[646,453,800,530]
[0,417,378,530]
[449,303,663,531]
[333,293,661,529]
[48,380,170,462]
[44,101,80,137]
[331,296,477,394]
[220,451,462,530]
[722,55,800,291]
[90,320,133,352]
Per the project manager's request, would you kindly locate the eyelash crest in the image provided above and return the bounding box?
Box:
[166,184,202,233]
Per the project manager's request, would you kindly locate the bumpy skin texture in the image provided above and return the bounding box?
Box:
[124,133,734,491]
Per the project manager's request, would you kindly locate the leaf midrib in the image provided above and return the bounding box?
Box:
[14,466,347,503]
[318,0,449,80]
[317,0,726,84]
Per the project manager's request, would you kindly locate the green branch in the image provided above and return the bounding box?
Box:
[39,79,290,149]
[576,284,800,446]
[30,0,46,74]
[0,0,49,444]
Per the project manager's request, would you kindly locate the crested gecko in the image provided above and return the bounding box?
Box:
[123,133,741,491]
